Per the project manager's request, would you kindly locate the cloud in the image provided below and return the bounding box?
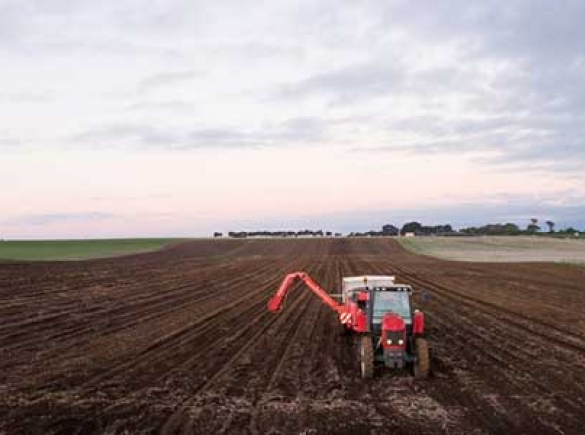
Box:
[278,62,405,103]
[372,0,585,63]
[0,138,22,149]
[351,108,585,174]
[0,92,52,103]
[124,100,195,112]
[399,125,581,178]
[265,1,585,176]
[70,117,326,149]
[136,70,201,94]
[3,212,116,226]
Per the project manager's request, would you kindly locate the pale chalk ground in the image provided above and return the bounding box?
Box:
[399,236,585,263]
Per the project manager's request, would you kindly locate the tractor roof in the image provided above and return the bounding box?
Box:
[342,276,398,292]
[342,275,396,285]
[341,275,412,302]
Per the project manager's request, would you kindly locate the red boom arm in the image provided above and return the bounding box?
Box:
[267,272,344,314]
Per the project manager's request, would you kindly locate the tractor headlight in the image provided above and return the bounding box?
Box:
[386,339,392,345]
[398,339,404,346]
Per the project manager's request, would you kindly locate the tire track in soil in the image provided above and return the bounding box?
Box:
[388,261,585,432]
[156,266,302,393]
[246,262,330,435]
[0,260,278,396]
[159,261,325,435]
[0,259,257,348]
[75,260,286,392]
[393,263,585,392]
[2,238,585,434]
[395,263,585,354]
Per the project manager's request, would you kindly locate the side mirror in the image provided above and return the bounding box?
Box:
[421,291,432,302]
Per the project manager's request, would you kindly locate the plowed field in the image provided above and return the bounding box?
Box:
[1,238,585,434]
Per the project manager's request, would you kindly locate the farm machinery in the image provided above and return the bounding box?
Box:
[268,272,429,379]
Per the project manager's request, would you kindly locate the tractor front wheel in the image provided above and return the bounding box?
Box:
[414,338,430,379]
[359,336,374,379]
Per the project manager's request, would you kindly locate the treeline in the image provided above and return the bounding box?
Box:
[215,230,342,238]
[349,222,453,237]
[401,222,453,236]
[214,219,581,239]
[349,224,399,237]
[459,219,580,236]
[459,223,522,236]
[349,219,581,237]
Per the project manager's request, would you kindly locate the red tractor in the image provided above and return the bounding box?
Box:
[268,272,430,379]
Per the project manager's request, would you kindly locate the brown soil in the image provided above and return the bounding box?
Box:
[1,238,585,434]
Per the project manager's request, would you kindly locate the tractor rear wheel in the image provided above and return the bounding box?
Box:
[359,336,374,379]
[414,338,430,379]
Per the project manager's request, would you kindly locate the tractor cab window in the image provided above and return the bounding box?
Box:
[372,290,411,324]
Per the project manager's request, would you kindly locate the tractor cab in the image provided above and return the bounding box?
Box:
[342,276,414,331]
[369,286,413,328]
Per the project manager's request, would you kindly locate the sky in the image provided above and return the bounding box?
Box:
[1,0,585,238]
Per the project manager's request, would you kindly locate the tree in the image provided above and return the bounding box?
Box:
[213,232,223,238]
[401,222,423,235]
[459,223,520,236]
[558,226,580,236]
[545,221,555,233]
[527,218,540,234]
[382,224,399,236]
[399,222,453,236]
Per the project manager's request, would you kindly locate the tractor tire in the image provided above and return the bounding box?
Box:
[359,336,374,379]
[414,338,430,379]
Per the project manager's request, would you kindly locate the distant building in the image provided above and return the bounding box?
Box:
[404,232,415,238]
